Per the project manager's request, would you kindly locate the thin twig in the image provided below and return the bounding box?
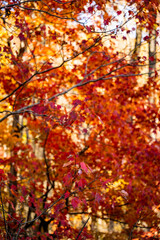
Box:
[0,35,101,103]
[0,67,160,123]
[15,194,64,239]
[76,216,90,240]
[0,187,9,239]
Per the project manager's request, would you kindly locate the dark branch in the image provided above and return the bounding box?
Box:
[76,216,90,240]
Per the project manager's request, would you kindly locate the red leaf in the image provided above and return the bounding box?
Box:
[55,202,65,213]
[11,184,17,191]
[117,11,122,15]
[8,200,15,211]
[88,7,93,13]
[18,33,25,41]
[19,196,24,203]
[104,19,110,25]
[80,162,88,174]
[128,10,133,15]
[3,46,9,53]
[9,35,14,41]
[64,191,70,199]
[0,170,5,181]
[149,56,155,61]
[72,99,81,107]
[0,167,4,173]
[71,197,81,209]
[21,186,28,196]
[63,172,72,186]
[69,111,77,121]
[86,26,91,33]
[63,161,73,167]
[80,162,92,174]
[77,178,87,189]
[143,35,149,41]
[95,193,102,203]
[32,104,48,114]
[155,70,158,77]
[83,128,88,134]
[82,40,87,44]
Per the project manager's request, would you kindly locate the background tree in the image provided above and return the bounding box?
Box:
[0,0,160,239]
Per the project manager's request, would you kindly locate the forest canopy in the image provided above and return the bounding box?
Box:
[0,0,160,239]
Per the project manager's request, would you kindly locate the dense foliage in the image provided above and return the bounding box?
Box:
[0,0,160,239]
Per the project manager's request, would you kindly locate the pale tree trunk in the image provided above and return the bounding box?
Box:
[148,12,157,104]
[131,24,142,61]
[127,24,142,124]
[148,9,157,143]
[9,114,19,214]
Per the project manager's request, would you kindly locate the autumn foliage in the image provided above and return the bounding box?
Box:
[0,0,160,239]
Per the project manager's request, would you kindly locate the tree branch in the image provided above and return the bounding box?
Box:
[76,216,90,240]
[0,187,10,239]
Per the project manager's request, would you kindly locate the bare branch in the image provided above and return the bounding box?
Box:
[0,68,159,123]
[0,187,10,239]
[15,194,64,239]
[76,216,90,240]
[0,0,41,9]
[0,36,101,103]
